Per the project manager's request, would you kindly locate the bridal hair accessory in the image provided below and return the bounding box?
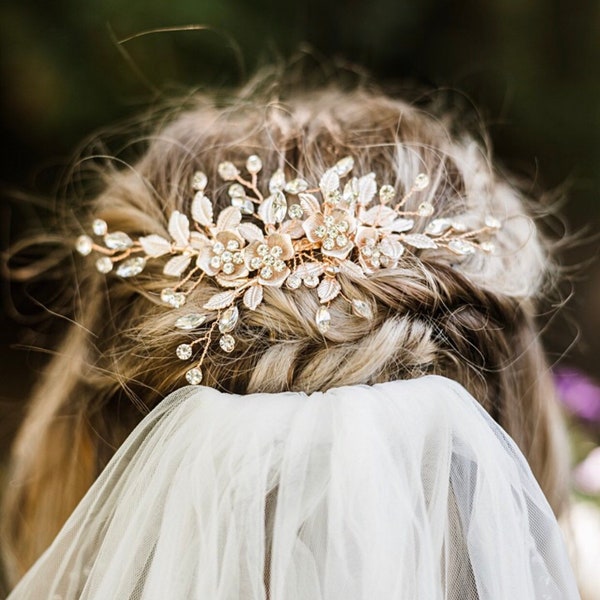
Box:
[75,155,501,385]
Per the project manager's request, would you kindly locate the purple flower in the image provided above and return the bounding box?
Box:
[554,368,600,423]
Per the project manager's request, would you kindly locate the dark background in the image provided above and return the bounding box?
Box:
[1,0,599,473]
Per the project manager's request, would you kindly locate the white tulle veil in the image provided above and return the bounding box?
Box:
[7,375,580,599]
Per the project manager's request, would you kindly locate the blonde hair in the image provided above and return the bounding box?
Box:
[2,77,569,583]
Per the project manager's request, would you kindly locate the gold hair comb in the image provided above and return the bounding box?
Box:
[76,155,500,385]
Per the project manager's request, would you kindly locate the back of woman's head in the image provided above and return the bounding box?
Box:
[1,75,568,582]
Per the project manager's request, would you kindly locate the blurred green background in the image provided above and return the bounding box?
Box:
[1,0,599,498]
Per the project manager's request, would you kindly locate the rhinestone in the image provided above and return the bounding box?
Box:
[322,238,335,250]
[222,262,235,275]
[213,242,225,255]
[192,171,208,191]
[335,156,354,177]
[76,235,93,256]
[413,173,430,191]
[218,306,239,333]
[269,192,288,223]
[314,225,327,238]
[288,203,304,219]
[352,299,373,320]
[361,246,373,257]
[286,273,302,289]
[176,344,193,360]
[219,334,235,353]
[324,215,335,227]
[380,256,391,267]
[485,216,502,229]
[104,232,133,250]
[186,368,203,385]
[315,306,331,334]
[324,265,340,276]
[304,276,319,288]
[481,241,495,253]
[263,255,275,266]
[366,238,376,247]
[95,257,113,273]
[257,243,269,256]
[274,259,286,272]
[417,202,434,217]
[228,183,245,198]
[371,256,381,267]
[284,178,308,194]
[218,161,240,181]
[221,251,233,263]
[337,220,349,232]
[336,234,348,247]
[379,184,395,203]
[175,313,207,330]
[326,190,342,204]
[232,252,244,264]
[210,256,222,269]
[161,288,186,308]
[448,239,477,255]
[426,218,452,236]
[116,257,146,277]
[250,257,262,269]
[270,245,283,257]
[246,155,262,174]
[231,197,254,215]
[92,219,108,236]
[260,266,273,279]
[226,239,240,251]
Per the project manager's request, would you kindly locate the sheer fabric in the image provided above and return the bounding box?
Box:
[8,376,580,599]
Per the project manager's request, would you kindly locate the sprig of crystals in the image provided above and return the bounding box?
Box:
[76,154,502,385]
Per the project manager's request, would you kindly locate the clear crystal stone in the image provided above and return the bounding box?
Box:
[448,239,477,255]
[161,288,186,308]
[250,257,262,269]
[413,173,430,191]
[210,256,221,269]
[218,306,239,333]
[352,299,373,320]
[257,243,269,256]
[226,239,240,251]
[213,242,225,254]
[231,197,254,215]
[335,156,354,177]
[269,168,286,193]
[286,273,302,289]
[315,306,331,334]
[219,334,235,353]
[228,183,245,198]
[361,246,373,257]
[222,262,235,275]
[192,171,208,191]
[379,184,395,203]
[186,367,203,385]
[284,178,308,194]
[221,251,233,263]
[314,225,327,238]
[304,276,319,288]
[480,241,495,253]
[176,344,193,360]
[232,252,244,264]
[274,260,286,272]
[337,220,349,232]
[269,192,288,223]
[324,215,335,226]
[484,216,501,229]
[116,257,146,277]
[92,219,108,236]
[336,234,348,247]
[270,245,283,257]
[246,155,262,174]
[260,266,273,279]
[426,218,452,236]
[322,238,335,250]
[417,202,434,217]
[218,161,240,181]
[95,256,113,273]
[324,265,339,276]
[76,235,93,256]
[175,313,207,330]
[288,203,304,219]
[104,232,133,250]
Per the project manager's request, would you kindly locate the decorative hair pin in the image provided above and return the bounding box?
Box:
[76,155,501,385]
